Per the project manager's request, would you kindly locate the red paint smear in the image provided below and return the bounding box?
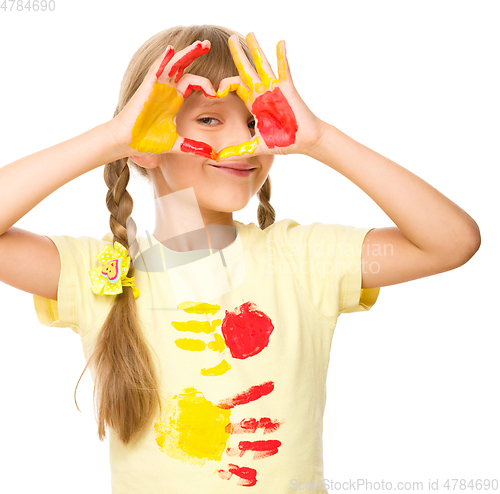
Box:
[251,87,298,149]
[183,84,216,99]
[156,46,175,80]
[226,417,282,434]
[221,301,274,359]
[217,381,274,409]
[181,138,216,160]
[218,463,257,487]
[169,42,210,83]
[238,439,282,459]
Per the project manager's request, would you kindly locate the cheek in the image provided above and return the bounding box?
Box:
[158,155,203,185]
[258,156,274,174]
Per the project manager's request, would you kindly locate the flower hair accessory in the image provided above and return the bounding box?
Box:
[89,242,140,299]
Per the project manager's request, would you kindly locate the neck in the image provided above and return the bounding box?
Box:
[152,188,236,253]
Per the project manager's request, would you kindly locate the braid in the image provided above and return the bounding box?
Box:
[257,175,276,230]
[75,158,161,445]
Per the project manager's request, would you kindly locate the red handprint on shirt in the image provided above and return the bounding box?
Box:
[154,381,283,487]
[172,301,274,376]
[160,300,281,486]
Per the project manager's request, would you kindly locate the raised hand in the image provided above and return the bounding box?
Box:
[216,32,324,158]
[111,40,216,157]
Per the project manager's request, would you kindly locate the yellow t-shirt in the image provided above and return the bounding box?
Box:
[33,218,379,493]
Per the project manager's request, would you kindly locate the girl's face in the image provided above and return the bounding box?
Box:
[150,91,274,220]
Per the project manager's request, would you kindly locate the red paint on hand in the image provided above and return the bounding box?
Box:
[251,87,298,148]
[169,42,210,83]
[181,138,216,160]
[217,381,274,409]
[183,84,216,99]
[221,301,274,359]
[156,46,175,79]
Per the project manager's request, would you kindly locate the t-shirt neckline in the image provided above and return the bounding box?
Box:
[141,220,249,267]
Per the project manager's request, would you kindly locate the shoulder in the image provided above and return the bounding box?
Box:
[248,218,367,246]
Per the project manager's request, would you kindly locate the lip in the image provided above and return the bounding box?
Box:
[209,161,256,171]
[210,165,256,177]
[209,161,256,177]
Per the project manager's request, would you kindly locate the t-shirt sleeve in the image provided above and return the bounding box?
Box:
[33,234,113,335]
[274,219,380,323]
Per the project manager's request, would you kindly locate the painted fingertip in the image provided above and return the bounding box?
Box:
[156,45,175,79]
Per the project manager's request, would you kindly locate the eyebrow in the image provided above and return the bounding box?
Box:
[196,99,224,109]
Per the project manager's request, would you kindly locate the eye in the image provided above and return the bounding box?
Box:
[198,117,220,126]
[248,119,256,130]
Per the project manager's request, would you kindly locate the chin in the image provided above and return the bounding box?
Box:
[203,195,250,214]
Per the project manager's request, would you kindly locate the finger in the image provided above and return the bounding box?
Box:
[217,76,251,103]
[176,74,216,99]
[167,40,211,84]
[216,136,261,161]
[245,32,276,89]
[228,35,259,92]
[179,137,217,160]
[155,46,175,80]
[277,40,291,83]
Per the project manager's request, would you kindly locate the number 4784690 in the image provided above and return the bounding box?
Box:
[0,0,55,11]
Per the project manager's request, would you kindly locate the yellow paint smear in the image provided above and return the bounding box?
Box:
[228,38,254,94]
[130,83,183,154]
[174,338,207,351]
[177,301,220,315]
[277,41,287,82]
[154,388,231,466]
[246,33,272,93]
[218,136,259,161]
[207,333,225,353]
[171,319,221,334]
[201,359,232,377]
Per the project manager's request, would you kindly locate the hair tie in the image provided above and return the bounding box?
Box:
[89,241,140,299]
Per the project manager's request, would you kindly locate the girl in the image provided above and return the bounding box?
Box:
[0,24,480,493]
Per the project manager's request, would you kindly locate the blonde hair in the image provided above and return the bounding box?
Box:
[76,25,276,446]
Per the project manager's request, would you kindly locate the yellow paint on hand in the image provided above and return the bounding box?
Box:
[177,301,220,315]
[245,33,272,92]
[174,338,207,351]
[154,388,231,466]
[201,359,232,377]
[228,38,254,94]
[129,83,183,154]
[277,41,287,82]
[217,136,260,161]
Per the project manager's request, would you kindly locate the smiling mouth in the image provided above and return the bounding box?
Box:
[211,165,256,170]
[209,164,257,176]
[208,161,256,171]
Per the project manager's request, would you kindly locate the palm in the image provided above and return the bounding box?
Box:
[113,40,216,157]
[215,33,323,158]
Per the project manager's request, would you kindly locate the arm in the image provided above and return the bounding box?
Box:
[307,123,481,288]
[226,33,480,289]
[0,124,126,301]
[0,124,125,237]
[0,41,213,301]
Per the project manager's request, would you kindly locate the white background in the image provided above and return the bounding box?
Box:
[0,0,499,492]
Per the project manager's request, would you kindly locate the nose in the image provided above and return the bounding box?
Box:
[211,118,254,152]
